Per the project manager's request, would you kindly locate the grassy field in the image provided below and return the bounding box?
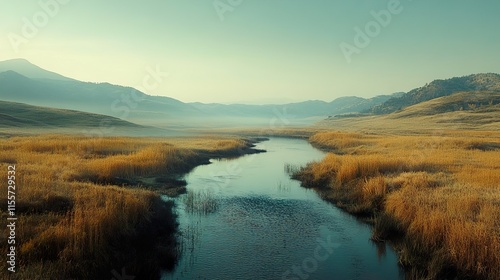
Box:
[0,135,255,279]
[293,130,500,279]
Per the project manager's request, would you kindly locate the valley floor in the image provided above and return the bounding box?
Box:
[1,127,498,279]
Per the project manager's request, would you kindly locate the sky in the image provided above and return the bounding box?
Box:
[1,0,499,104]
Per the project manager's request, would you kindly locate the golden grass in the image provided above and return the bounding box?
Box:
[0,134,248,278]
[295,130,500,279]
[309,131,368,151]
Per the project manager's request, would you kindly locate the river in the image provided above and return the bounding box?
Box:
[162,138,404,280]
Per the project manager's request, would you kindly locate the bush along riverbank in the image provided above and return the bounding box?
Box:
[0,135,265,279]
[292,131,500,280]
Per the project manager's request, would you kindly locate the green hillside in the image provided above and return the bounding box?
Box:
[0,100,141,128]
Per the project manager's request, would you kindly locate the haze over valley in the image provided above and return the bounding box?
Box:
[0,58,404,130]
[1,59,499,134]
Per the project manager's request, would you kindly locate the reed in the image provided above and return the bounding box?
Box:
[0,134,249,279]
[183,189,219,215]
[294,130,500,279]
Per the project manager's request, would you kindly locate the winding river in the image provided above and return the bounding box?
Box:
[162,138,404,280]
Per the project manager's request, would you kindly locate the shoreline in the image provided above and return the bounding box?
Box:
[85,136,268,278]
[121,137,267,196]
[0,135,266,279]
[291,131,500,280]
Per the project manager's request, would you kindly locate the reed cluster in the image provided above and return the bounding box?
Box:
[0,134,247,279]
[294,131,500,279]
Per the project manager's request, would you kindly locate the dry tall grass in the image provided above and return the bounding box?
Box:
[0,134,249,279]
[294,130,500,279]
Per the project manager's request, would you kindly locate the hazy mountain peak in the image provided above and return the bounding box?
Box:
[0,58,74,81]
[0,70,32,81]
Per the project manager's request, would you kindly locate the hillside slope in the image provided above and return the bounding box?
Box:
[390,91,500,118]
[371,73,500,114]
[0,100,142,128]
[319,91,500,132]
[0,58,74,81]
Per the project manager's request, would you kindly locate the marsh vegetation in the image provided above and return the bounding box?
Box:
[293,131,500,279]
[0,135,257,279]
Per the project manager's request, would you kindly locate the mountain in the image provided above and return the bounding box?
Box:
[189,94,401,120]
[2,59,497,131]
[370,73,500,114]
[328,93,404,116]
[0,100,141,128]
[0,69,202,127]
[0,59,405,127]
[0,58,74,81]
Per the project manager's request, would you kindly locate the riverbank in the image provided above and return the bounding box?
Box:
[163,137,404,279]
[292,131,500,280]
[0,135,263,279]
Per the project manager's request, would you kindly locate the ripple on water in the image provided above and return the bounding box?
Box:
[163,138,404,280]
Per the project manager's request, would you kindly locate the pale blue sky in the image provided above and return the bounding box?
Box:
[1,0,499,104]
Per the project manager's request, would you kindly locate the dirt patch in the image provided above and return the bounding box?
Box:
[467,142,500,151]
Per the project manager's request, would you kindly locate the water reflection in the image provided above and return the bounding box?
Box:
[163,138,404,279]
[276,181,291,193]
[373,240,387,261]
[182,189,218,215]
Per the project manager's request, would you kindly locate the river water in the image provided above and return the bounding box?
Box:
[162,138,404,280]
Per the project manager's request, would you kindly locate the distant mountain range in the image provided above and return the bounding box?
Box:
[1,59,499,130]
[0,59,399,127]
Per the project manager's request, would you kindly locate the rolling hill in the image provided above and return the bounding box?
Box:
[319,90,500,132]
[0,100,142,129]
[388,90,500,118]
[370,73,500,114]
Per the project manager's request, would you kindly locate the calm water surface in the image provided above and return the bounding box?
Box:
[162,138,404,280]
